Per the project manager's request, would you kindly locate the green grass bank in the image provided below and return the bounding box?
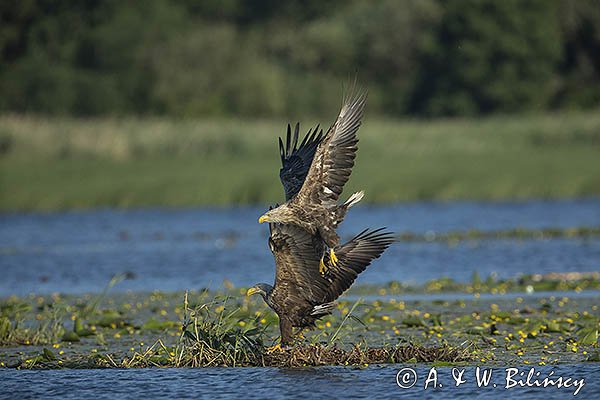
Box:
[1,111,599,211]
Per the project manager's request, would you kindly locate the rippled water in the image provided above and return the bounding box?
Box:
[0,364,597,399]
[1,200,600,398]
[1,199,599,295]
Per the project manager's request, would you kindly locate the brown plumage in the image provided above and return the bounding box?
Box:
[258,88,367,249]
[278,122,324,202]
[249,225,394,345]
[248,113,394,346]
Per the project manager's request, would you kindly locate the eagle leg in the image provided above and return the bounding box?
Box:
[329,248,338,267]
[279,318,294,346]
[319,256,328,275]
[266,343,284,353]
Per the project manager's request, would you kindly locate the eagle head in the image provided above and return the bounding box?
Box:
[246,283,273,300]
[258,207,284,224]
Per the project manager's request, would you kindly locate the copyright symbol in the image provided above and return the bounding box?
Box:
[396,368,417,389]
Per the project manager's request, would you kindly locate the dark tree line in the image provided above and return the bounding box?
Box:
[1,0,598,117]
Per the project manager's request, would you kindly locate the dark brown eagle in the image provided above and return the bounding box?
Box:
[248,119,394,347]
[258,89,367,273]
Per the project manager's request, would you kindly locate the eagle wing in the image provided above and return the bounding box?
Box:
[279,123,324,201]
[269,223,394,310]
[295,88,367,208]
[322,228,395,303]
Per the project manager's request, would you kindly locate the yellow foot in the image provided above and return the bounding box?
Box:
[329,248,338,266]
[319,256,328,276]
[266,343,284,353]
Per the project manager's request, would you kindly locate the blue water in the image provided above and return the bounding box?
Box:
[1,199,599,296]
[1,200,600,398]
[0,364,597,399]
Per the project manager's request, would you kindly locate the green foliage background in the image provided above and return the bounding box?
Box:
[1,0,599,117]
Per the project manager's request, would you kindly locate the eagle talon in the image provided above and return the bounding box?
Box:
[329,248,338,267]
[319,257,328,276]
[266,343,285,353]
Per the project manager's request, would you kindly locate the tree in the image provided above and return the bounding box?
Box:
[410,0,562,116]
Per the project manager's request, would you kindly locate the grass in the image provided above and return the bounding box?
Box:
[0,275,598,369]
[1,110,599,211]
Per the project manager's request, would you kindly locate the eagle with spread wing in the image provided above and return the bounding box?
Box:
[248,116,394,346]
[257,89,367,274]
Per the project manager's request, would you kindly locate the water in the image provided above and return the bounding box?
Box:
[0,364,597,399]
[1,199,599,295]
[1,200,600,397]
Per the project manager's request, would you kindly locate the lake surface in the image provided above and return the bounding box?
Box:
[0,364,597,399]
[1,199,599,296]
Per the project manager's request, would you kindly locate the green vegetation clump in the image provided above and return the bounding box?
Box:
[0,277,598,369]
[397,226,600,243]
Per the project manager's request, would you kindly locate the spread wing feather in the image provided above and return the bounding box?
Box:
[296,88,367,207]
[323,228,395,303]
[269,223,394,309]
[279,123,324,201]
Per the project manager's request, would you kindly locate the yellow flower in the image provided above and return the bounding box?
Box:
[381,315,390,321]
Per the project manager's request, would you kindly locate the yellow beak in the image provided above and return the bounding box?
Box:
[258,216,267,224]
[246,287,259,296]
